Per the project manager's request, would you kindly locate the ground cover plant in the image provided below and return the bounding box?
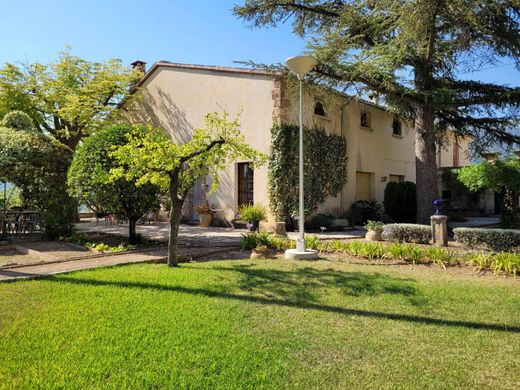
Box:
[240,232,520,277]
[0,260,519,389]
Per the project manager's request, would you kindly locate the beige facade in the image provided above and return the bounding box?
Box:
[126,61,471,221]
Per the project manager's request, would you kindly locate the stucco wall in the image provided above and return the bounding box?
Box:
[128,64,474,222]
[126,65,276,220]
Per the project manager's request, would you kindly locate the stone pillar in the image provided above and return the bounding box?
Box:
[431,215,448,246]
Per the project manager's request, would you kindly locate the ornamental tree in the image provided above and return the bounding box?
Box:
[0,125,74,238]
[68,125,163,244]
[234,0,520,223]
[110,112,266,266]
[455,157,520,227]
[0,50,141,219]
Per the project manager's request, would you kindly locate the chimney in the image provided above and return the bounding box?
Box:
[131,60,147,74]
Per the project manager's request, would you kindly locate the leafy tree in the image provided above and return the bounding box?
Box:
[68,125,163,244]
[455,157,520,227]
[110,112,266,266]
[234,0,520,223]
[0,50,141,219]
[0,125,73,238]
[269,123,347,226]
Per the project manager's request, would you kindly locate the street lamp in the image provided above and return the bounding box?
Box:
[284,55,318,260]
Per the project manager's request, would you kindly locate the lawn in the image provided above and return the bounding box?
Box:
[1,259,519,389]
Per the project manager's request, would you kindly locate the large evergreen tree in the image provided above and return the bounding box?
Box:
[234,0,520,223]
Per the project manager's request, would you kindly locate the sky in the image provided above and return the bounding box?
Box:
[0,0,518,87]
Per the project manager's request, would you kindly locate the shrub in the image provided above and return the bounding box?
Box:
[305,214,335,230]
[383,181,417,223]
[240,231,294,251]
[453,227,520,252]
[238,203,268,230]
[346,200,381,225]
[382,224,432,244]
[365,220,384,232]
[2,111,34,130]
[304,234,320,250]
[240,232,272,250]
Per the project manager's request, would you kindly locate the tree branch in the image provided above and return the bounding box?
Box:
[179,138,225,165]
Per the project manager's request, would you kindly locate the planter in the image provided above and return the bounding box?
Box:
[365,229,382,241]
[199,212,212,227]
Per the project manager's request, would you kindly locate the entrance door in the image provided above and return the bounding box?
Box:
[355,172,373,201]
[238,163,253,206]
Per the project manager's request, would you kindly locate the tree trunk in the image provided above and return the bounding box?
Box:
[167,171,184,267]
[414,103,439,224]
[168,201,183,267]
[128,216,139,244]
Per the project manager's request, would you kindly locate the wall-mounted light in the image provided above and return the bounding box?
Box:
[381,176,388,182]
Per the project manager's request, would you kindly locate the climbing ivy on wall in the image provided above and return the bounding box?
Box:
[268,123,347,224]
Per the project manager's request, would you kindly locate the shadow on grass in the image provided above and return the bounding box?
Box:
[208,265,418,303]
[46,268,520,334]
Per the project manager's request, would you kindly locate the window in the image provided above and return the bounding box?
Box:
[392,115,402,136]
[389,174,404,183]
[314,101,326,117]
[237,163,253,206]
[360,111,370,128]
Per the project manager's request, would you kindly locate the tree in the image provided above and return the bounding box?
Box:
[0,50,141,220]
[455,157,520,227]
[0,124,73,238]
[110,112,266,266]
[68,125,163,244]
[234,0,520,223]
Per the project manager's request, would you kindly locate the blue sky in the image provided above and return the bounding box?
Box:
[0,0,517,86]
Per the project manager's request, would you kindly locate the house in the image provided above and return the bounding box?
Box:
[124,60,475,223]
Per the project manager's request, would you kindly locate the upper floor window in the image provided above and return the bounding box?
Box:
[360,110,370,128]
[314,101,326,117]
[392,115,402,136]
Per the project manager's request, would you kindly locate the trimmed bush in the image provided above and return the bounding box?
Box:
[453,227,520,252]
[382,224,432,244]
[346,200,381,225]
[2,111,34,130]
[383,181,417,222]
[238,203,268,230]
[305,213,335,230]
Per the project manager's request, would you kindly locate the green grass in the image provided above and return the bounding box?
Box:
[1,259,519,389]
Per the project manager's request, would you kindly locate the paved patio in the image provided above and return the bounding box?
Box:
[75,219,246,247]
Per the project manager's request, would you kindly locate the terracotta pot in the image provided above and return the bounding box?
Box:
[365,229,382,241]
[199,213,212,227]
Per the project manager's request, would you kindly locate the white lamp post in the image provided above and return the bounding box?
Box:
[284,55,318,260]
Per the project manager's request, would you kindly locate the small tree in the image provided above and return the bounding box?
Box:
[455,158,520,227]
[0,125,73,238]
[68,125,162,244]
[110,112,266,266]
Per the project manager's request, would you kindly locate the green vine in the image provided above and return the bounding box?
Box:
[268,123,347,224]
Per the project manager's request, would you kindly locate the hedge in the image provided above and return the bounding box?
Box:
[382,224,432,244]
[453,227,520,252]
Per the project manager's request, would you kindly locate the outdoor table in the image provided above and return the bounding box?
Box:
[2,210,40,234]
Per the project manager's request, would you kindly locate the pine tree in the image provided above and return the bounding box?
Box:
[234,0,520,223]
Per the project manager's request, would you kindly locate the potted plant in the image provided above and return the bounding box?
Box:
[238,203,268,231]
[364,220,384,241]
[195,203,214,227]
